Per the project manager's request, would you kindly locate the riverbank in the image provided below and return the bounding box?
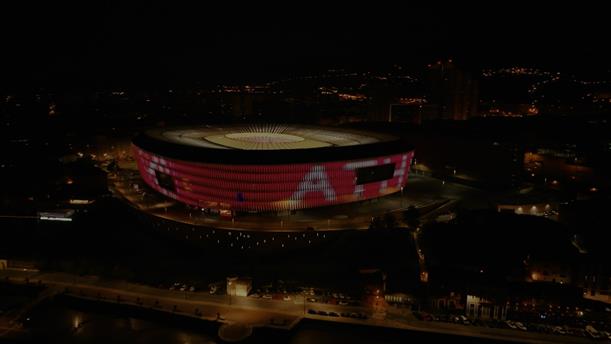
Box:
[7,295,516,344]
[1,270,595,344]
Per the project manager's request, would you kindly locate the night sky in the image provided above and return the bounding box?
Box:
[2,4,609,89]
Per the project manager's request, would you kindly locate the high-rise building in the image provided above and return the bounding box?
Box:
[424,60,478,121]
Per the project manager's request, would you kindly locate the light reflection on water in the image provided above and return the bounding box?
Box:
[24,300,217,344]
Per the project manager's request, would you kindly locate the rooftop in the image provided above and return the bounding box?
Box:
[147,124,394,151]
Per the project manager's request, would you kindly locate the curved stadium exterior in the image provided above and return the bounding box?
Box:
[132,125,414,213]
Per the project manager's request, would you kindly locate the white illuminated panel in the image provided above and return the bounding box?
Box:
[38,210,75,222]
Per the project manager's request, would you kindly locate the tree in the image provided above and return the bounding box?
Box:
[403,205,420,229]
[383,213,398,229]
[368,216,385,231]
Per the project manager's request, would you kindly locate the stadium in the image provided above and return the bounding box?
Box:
[132,124,415,216]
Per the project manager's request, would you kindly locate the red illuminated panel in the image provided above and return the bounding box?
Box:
[134,146,414,212]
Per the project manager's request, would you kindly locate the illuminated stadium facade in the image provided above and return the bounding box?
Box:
[132,125,414,214]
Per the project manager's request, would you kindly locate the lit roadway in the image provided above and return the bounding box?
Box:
[0,270,595,344]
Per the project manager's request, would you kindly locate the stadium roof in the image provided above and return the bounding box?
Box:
[147,124,394,150]
[133,124,413,164]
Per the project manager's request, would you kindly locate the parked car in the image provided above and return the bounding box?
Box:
[598,330,611,340]
[458,315,470,325]
[514,321,527,331]
[585,325,601,339]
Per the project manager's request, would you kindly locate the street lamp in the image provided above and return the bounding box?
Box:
[228,281,232,306]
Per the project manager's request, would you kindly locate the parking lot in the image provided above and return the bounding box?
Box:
[413,311,611,341]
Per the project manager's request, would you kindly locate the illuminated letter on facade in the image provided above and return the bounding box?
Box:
[291,165,336,202]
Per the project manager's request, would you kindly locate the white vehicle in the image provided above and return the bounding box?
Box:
[552,326,567,335]
[283,295,291,301]
[514,322,527,331]
[585,325,600,339]
[458,315,470,325]
[505,320,517,329]
[262,294,272,299]
[598,330,611,340]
